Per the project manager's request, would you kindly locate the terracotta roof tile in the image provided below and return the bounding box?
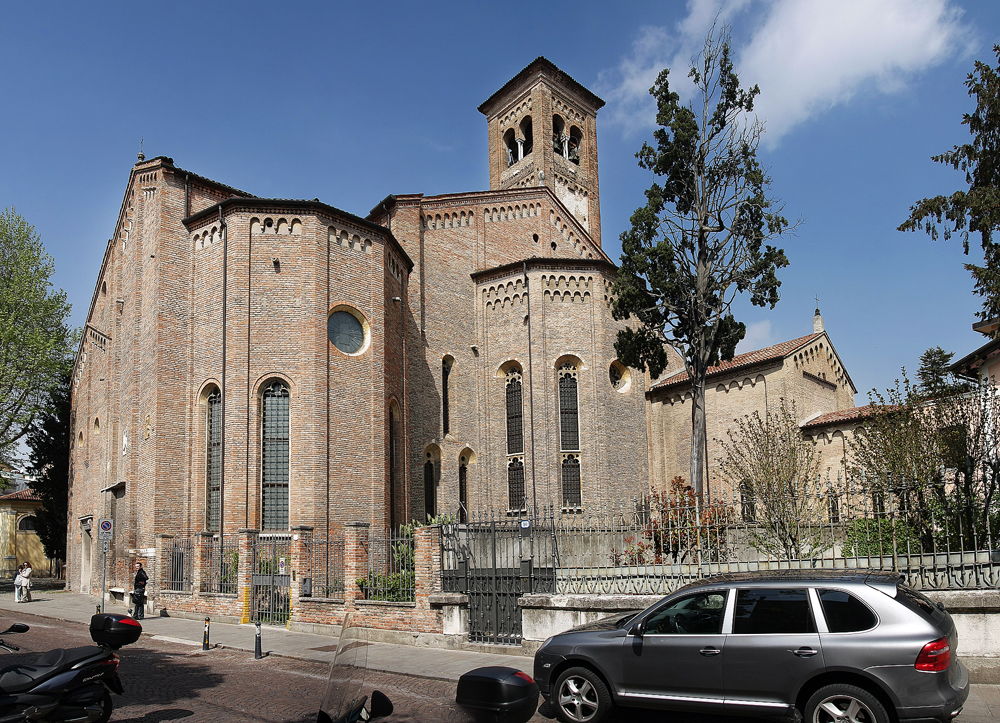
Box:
[0,489,40,502]
[800,405,882,429]
[651,333,823,391]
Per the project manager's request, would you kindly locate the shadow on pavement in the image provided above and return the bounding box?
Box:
[110,708,196,723]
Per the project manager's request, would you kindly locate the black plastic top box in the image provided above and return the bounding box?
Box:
[89,613,142,649]
[456,666,539,723]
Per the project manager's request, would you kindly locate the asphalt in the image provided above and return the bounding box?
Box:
[0,587,997,722]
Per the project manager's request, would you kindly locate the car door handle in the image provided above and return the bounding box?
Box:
[699,647,722,657]
[791,647,818,657]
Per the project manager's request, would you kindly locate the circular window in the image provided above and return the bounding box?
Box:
[609,360,631,393]
[328,309,368,355]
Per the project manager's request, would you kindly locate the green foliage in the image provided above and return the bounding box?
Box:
[221,550,239,587]
[843,519,921,557]
[611,25,792,494]
[355,571,415,602]
[25,371,71,560]
[916,346,970,399]
[0,208,75,466]
[717,399,826,560]
[899,46,1000,321]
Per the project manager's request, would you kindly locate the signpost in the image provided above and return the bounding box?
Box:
[98,519,113,614]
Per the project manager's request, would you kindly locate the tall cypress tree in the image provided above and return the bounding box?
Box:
[25,371,71,562]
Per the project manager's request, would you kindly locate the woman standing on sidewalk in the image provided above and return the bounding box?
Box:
[19,562,32,603]
[13,564,23,603]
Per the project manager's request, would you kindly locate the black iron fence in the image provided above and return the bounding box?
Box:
[167,538,193,592]
[205,535,239,595]
[359,529,415,602]
[304,534,345,599]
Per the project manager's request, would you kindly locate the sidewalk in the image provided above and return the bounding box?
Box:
[0,589,529,682]
[0,589,996,721]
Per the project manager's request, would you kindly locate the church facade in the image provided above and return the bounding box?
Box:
[66,59,650,592]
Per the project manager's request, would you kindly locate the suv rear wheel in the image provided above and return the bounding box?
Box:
[553,667,611,723]
[805,684,889,723]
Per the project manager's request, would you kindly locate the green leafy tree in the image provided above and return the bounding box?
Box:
[899,46,1000,322]
[717,399,826,560]
[25,371,71,561]
[916,346,969,399]
[612,26,792,495]
[0,208,74,466]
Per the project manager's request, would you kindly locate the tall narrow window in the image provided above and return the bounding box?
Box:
[206,389,222,532]
[424,457,437,519]
[559,363,581,508]
[389,406,399,531]
[261,381,290,530]
[508,458,525,510]
[459,457,468,523]
[506,368,523,455]
[442,357,453,436]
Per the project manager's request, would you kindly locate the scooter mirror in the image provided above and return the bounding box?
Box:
[2,624,29,634]
[368,690,393,719]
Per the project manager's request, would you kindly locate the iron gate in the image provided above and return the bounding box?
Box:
[441,509,557,645]
[251,536,291,625]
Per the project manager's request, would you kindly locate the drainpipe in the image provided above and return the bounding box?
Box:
[523,262,537,509]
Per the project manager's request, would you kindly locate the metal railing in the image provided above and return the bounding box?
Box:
[204,535,239,595]
[360,529,415,602]
[304,534,345,599]
[450,476,1000,595]
[167,538,193,592]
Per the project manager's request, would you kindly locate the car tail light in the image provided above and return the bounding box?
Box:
[513,671,534,684]
[915,638,951,672]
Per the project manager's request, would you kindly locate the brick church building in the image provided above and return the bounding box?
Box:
[66,59,651,591]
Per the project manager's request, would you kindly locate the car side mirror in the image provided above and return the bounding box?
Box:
[1,624,28,635]
[630,621,644,638]
[369,690,393,719]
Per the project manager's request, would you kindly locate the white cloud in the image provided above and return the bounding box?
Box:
[736,319,774,354]
[599,0,975,145]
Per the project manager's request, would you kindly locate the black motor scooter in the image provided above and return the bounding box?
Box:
[0,613,142,723]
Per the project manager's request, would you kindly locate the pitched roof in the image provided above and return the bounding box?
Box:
[800,405,879,429]
[650,333,823,392]
[0,489,40,502]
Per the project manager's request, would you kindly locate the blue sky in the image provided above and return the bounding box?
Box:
[2,0,999,403]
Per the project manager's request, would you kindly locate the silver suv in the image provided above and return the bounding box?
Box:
[533,570,968,723]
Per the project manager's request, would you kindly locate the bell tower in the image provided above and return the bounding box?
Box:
[478,58,606,246]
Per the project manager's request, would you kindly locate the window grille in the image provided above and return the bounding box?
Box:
[740,480,756,523]
[558,364,579,451]
[424,460,436,519]
[206,389,221,532]
[561,455,581,508]
[505,369,523,455]
[261,381,290,530]
[458,462,468,523]
[442,358,451,435]
[507,458,525,510]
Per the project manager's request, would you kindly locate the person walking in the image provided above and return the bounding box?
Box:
[13,564,23,603]
[19,562,32,603]
[131,562,148,620]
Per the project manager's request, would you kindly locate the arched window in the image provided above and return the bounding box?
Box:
[459,456,468,523]
[552,115,566,156]
[519,116,533,158]
[442,356,454,436]
[503,128,517,167]
[505,368,523,455]
[424,456,437,520]
[261,381,290,530]
[508,458,525,511]
[559,363,581,508]
[568,126,582,164]
[17,516,36,532]
[206,388,222,532]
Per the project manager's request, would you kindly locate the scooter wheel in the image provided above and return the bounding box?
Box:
[94,689,113,723]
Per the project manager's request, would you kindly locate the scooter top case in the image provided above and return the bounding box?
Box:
[456,666,539,723]
[89,614,142,649]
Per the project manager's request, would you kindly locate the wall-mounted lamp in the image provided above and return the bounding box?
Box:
[272,257,280,273]
[392,296,401,303]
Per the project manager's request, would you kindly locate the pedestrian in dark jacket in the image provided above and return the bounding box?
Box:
[131,562,148,620]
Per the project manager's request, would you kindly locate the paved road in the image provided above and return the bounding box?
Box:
[0,606,994,722]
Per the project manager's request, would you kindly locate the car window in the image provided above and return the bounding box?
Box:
[733,589,815,634]
[643,592,726,635]
[896,584,942,622]
[818,589,877,632]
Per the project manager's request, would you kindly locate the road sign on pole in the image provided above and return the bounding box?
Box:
[98,519,113,615]
[97,519,114,541]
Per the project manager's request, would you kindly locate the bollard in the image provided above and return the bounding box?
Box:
[96,605,101,615]
[202,617,210,651]
[254,621,263,659]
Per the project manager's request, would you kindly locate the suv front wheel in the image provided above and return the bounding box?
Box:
[805,684,890,723]
[553,667,612,723]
